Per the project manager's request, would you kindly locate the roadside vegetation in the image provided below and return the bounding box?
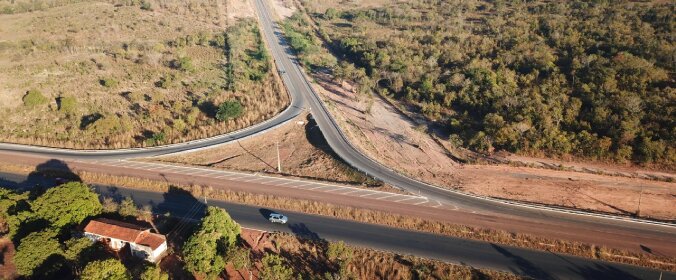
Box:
[0,0,288,148]
[286,0,675,169]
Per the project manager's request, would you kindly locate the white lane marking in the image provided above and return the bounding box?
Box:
[413,200,429,205]
[307,185,326,191]
[340,189,363,195]
[359,192,379,197]
[375,194,398,200]
[394,197,418,203]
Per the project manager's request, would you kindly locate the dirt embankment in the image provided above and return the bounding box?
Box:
[159,114,401,193]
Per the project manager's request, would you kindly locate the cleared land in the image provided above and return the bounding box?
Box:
[0,0,287,148]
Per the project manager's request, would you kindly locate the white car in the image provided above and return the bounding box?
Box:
[268,213,288,224]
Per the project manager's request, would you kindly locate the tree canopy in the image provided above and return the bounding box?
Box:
[289,0,675,166]
[80,259,131,280]
[14,230,63,277]
[32,182,103,229]
[260,253,294,280]
[182,206,241,279]
[215,100,243,122]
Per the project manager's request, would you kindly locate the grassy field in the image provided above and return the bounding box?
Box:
[0,0,288,148]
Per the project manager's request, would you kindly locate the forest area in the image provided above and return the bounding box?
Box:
[288,0,675,168]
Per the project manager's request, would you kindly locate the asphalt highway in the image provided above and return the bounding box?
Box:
[0,0,673,277]
[0,172,672,280]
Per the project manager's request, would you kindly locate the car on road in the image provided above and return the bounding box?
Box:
[268,213,288,224]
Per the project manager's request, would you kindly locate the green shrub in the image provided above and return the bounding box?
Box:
[215,100,243,121]
[173,57,194,72]
[140,0,152,11]
[100,78,118,88]
[22,90,48,108]
[58,96,77,114]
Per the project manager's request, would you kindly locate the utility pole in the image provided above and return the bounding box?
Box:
[276,141,282,173]
[636,184,644,217]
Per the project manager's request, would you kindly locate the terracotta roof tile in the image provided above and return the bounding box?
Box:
[84,218,166,250]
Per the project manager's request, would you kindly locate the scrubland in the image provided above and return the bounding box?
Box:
[0,0,288,148]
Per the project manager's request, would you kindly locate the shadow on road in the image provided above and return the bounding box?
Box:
[0,159,80,193]
[259,208,275,220]
[490,243,555,280]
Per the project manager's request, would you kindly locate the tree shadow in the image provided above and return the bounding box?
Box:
[198,100,218,118]
[0,159,81,194]
[79,113,103,130]
[153,186,206,244]
[288,223,321,242]
[490,243,554,280]
[546,250,643,280]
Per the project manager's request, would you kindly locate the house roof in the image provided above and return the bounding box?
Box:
[84,218,166,250]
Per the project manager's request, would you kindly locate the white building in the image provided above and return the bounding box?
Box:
[84,218,167,263]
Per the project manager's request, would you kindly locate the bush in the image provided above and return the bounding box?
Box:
[215,100,243,121]
[140,0,152,11]
[22,90,48,108]
[173,56,194,72]
[100,78,118,88]
[58,96,77,114]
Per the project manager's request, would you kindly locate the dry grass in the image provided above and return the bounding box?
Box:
[0,0,288,149]
[269,233,526,280]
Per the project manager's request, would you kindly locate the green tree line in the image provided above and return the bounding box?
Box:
[292,0,674,165]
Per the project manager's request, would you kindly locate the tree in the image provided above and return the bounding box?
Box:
[182,237,224,279]
[215,100,243,121]
[226,246,251,270]
[118,197,139,218]
[22,90,48,108]
[325,241,354,280]
[101,197,119,213]
[14,230,63,277]
[140,264,169,280]
[63,237,96,274]
[182,206,241,279]
[260,253,293,280]
[32,182,103,229]
[80,259,130,280]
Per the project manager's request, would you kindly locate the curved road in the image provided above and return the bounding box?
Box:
[0,0,673,274]
[0,64,306,160]
[250,0,675,244]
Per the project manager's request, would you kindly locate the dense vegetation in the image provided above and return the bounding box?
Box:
[290,0,675,166]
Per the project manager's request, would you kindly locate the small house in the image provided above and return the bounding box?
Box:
[83,218,167,263]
